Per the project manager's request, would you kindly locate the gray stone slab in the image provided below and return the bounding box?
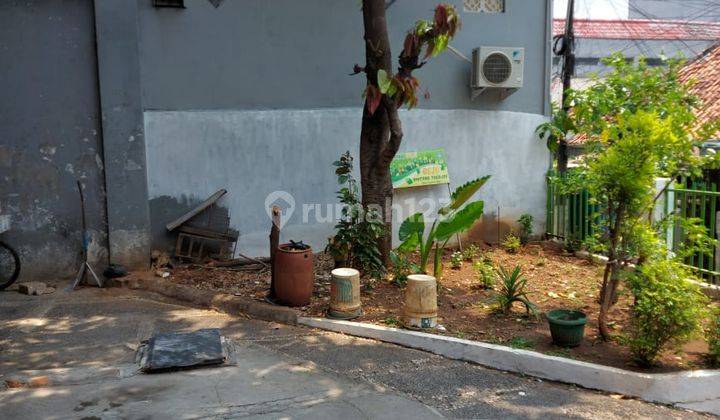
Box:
[141,328,225,372]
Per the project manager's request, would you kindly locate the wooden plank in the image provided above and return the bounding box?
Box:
[166,189,227,231]
[178,225,239,241]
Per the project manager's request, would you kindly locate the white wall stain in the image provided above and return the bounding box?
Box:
[95,153,104,170]
[39,145,57,155]
[124,159,142,171]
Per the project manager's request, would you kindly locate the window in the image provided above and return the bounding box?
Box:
[153,0,184,8]
[464,0,505,13]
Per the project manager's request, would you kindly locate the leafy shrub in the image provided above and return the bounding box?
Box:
[397,176,490,279]
[473,259,495,289]
[517,214,534,244]
[389,250,418,286]
[450,251,463,269]
[327,152,385,278]
[462,244,481,261]
[627,259,707,366]
[501,234,522,254]
[707,307,720,367]
[493,265,537,315]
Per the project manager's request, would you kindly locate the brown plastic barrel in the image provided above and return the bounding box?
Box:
[274,244,314,307]
[328,268,362,319]
[404,274,437,328]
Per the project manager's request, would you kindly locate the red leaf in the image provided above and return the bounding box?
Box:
[403,33,419,57]
[366,85,381,115]
[434,5,448,32]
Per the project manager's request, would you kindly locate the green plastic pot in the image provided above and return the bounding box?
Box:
[547,309,587,347]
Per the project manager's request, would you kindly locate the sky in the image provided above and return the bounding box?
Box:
[553,0,629,19]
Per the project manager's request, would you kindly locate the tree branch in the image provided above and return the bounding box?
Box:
[350,64,366,76]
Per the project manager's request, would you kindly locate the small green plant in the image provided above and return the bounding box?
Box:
[450,251,463,269]
[508,336,535,350]
[397,176,490,279]
[389,250,419,286]
[535,257,547,267]
[382,316,401,327]
[327,152,385,278]
[517,214,534,244]
[707,307,720,367]
[501,234,522,254]
[546,349,574,359]
[493,265,537,315]
[473,259,495,289]
[462,244,481,261]
[627,259,708,367]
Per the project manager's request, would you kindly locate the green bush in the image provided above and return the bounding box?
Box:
[462,244,481,261]
[473,259,495,289]
[517,214,534,244]
[327,152,385,278]
[627,259,707,366]
[501,234,522,254]
[389,250,418,286]
[450,251,463,269]
[708,307,720,367]
[397,176,490,280]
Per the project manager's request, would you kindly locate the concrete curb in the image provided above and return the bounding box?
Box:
[110,274,299,325]
[298,317,720,412]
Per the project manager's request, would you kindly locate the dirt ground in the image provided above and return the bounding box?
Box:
[169,242,715,373]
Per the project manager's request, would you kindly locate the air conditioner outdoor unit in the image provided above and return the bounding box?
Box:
[471,46,524,99]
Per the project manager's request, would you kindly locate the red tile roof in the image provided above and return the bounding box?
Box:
[679,43,720,137]
[553,19,720,41]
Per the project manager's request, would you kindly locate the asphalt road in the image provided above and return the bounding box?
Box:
[0,283,710,419]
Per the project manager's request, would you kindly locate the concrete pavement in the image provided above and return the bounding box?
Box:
[0,283,709,419]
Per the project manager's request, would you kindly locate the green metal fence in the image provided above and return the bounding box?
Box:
[666,182,720,284]
[546,175,720,285]
[545,174,599,244]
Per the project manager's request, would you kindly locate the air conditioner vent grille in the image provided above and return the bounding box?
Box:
[482,52,512,84]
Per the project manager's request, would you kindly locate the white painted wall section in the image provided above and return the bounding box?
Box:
[144,108,550,257]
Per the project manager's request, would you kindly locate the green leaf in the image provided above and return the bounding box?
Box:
[439,176,490,215]
[398,235,420,252]
[377,69,392,95]
[399,212,424,242]
[435,201,485,241]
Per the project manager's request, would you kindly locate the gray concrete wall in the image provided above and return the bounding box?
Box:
[0,0,108,280]
[94,0,152,269]
[140,0,553,257]
[137,0,550,115]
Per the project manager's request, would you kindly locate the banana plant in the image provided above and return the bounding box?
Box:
[397,175,490,279]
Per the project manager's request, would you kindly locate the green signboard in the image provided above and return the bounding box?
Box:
[391,148,450,189]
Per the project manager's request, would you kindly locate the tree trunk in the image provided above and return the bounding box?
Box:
[598,202,624,340]
[360,0,403,265]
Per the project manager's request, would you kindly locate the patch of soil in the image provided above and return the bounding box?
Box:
[168,242,714,373]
